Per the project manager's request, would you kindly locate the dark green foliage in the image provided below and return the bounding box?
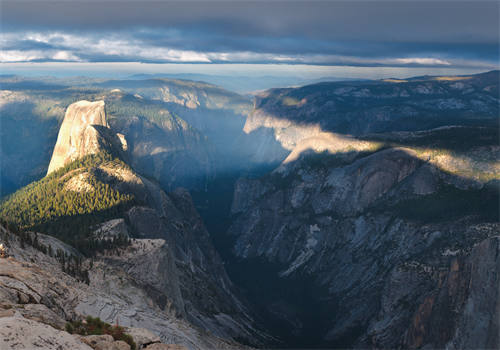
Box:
[267,171,302,191]
[298,147,386,171]
[224,256,334,348]
[0,221,91,283]
[59,251,90,284]
[391,185,499,223]
[66,316,136,350]
[0,152,135,254]
[362,126,499,154]
[106,97,181,128]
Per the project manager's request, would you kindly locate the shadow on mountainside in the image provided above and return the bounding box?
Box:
[1,72,499,348]
[218,144,499,348]
[185,72,500,348]
[0,100,60,196]
[249,70,499,136]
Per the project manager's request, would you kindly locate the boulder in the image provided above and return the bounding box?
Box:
[144,344,188,350]
[0,309,15,318]
[77,334,114,347]
[77,335,131,350]
[93,340,130,350]
[0,315,92,350]
[18,303,66,329]
[109,340,132,350]
[125,327,161,349]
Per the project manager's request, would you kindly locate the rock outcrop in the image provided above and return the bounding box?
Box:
[228,126,499,347]
[242,70,499,165]
[2,72,499,349]
[207,71,498,347]
[0,225,252,350]
[76,334,131,350]
[1,100,264,348]
[0,315,93,350]
[47,100,111,174]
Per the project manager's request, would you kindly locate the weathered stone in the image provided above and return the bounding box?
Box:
[0,309,15,318]
[93,218,130,240]
[47,100,109,174]
[125,327,161,348]
[0,223,255,350]
[0,315,92,350]
[77,336,132,350]
[91,339,131,350]
[111,340,132,350]
[145,344,189,350]
[78,334,114,348]
[93,341,116,350]
[445,236,500,349]
[18,303,66,329]
[229,120,500,348]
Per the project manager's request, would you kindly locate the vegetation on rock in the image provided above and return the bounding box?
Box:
[66,316,136,350]
[0,152,135,254]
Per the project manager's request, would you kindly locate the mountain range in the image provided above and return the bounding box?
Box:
[0,70,498,349]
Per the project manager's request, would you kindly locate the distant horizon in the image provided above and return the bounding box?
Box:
[1,62,496,82]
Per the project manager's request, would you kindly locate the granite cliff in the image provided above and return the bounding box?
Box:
[242,70,499,165]
[224,71,500,347]
[0,78,252,195]
[1,71,499,349]
[0,224,249,350]
[0,100,264,348]
[47,100,114,174]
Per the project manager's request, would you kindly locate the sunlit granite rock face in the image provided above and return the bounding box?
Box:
[242,70,499,166]
[47,100,109,174]
[4,100,264,348]
[0,225,250,350]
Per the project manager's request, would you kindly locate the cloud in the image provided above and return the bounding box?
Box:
[2,1,498,44]
[0,50,45,62]
[0,31,497,69]
[0,32,211,63]
[394,58,451,66]
[0,49,81,62]
[52,51,80,61]
[0,1,498,68]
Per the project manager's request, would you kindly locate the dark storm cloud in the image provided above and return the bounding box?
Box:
[2,1,498,41]
[132,29,499,61]
[1,39,61,51]
[1,0,498,66]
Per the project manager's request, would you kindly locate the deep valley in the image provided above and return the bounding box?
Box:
[0,70,499,349]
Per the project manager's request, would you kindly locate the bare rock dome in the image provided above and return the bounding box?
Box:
[47,100,109,175]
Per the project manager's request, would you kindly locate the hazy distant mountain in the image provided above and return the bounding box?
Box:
[128,73,367,94]
[0,76,253,196]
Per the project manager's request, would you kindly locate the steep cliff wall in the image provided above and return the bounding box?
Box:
[47,100,110,174]
[242,70,499,165]
[2,100,265,346]
[227,127,499,347]
[0,225,250,350]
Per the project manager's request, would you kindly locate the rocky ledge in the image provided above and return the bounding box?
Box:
[0,224,250,350]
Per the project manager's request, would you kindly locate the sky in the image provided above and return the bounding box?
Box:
[0,0,499,79]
